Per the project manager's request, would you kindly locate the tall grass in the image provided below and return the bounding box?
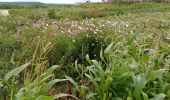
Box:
[0,3,170,99]
[0,40,79,100]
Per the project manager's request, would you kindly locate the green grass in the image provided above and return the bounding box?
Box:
[0,2,170,100]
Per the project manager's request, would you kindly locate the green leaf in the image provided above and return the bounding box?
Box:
[104,42,114,60]
[86,66,97,77]
[85,73,93,80]
[134,73,148,100]
[0,81,3,88]
[15,88,25,99]
[4,62,31,82]
[86,54,91,64]
[84,74,99,88]
[65,75,78,87]
[40,79,68,95]
[103,75,112,92]
[142,92,149,100]
[53,93,80,100]
[128,61,138,69]
[100,47,105,62]
[104,42,114,55]
[40,75,53,83]
[151,93,166,100]
[75,60,79,72]
[86,93,97,99]
[152,69,168,80]
[91,60,104,79]
[91,60,100,68]
[127,32,138,45]
[40,65,59,82]
[35,96,53,100]
[114,72,131,82]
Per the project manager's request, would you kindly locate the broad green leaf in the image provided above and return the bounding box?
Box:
[86,54,91,64]
[86,66,97,77]
[39,79,68,95]
[91,60,100,68]
[53,93,80,100]
[40,75,53,83]
[103,75,112,92]
[91,60,104,79]
[0,81,3,88]
[104,42,114,60]
[127,32,138,45]
[152,69,169,80]
[85,73,93,80]
[151,93,166,100]
[15,88,25,99]
[65,75,78,87]
[104,42,114,55]
[86,93,97,99]
[40,65,59,82]
[4,62,31,82]
[128,61,138,69]
[100,47,105,62]
[134,73,148,100]
[114,72,131,81]
[75,60,79,72]
[142,92,149,100]
[84,74,99,88]
[113,66,130,75]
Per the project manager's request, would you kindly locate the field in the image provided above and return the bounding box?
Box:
[0,3,170,100]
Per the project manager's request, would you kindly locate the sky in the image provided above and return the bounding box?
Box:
[0,0,102,4]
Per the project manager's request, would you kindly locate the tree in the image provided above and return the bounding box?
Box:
[86,0,90,3]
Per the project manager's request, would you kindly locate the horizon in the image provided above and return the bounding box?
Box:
[0,0,102,4]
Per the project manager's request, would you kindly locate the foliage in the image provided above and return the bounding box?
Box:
[48,9,56,19]
[0,40,79,100]
[0,3,170,100]
[68,36,170,99]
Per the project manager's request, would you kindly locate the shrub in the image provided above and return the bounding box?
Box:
[47,33,111,78]
[48,32,111,66]
[79,9,105,19]
[48,35,76,65]
[48,9,56,19]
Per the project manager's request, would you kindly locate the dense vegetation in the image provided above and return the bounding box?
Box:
[0,2,170,100]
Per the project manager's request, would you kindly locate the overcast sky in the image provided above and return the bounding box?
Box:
[0,0,102,4]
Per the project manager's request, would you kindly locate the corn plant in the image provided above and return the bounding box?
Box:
[0,62,80,100]
[68,33,170,100]
[0,40,79,100]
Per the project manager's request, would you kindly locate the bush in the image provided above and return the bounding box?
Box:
[48,35,76,65]
[79,9,105,19]
[48,32,111,66]
[48,9,56,19]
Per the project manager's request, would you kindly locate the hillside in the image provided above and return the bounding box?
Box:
[0,2,44,6]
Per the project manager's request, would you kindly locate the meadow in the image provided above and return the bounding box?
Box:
[0,2,170,100]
